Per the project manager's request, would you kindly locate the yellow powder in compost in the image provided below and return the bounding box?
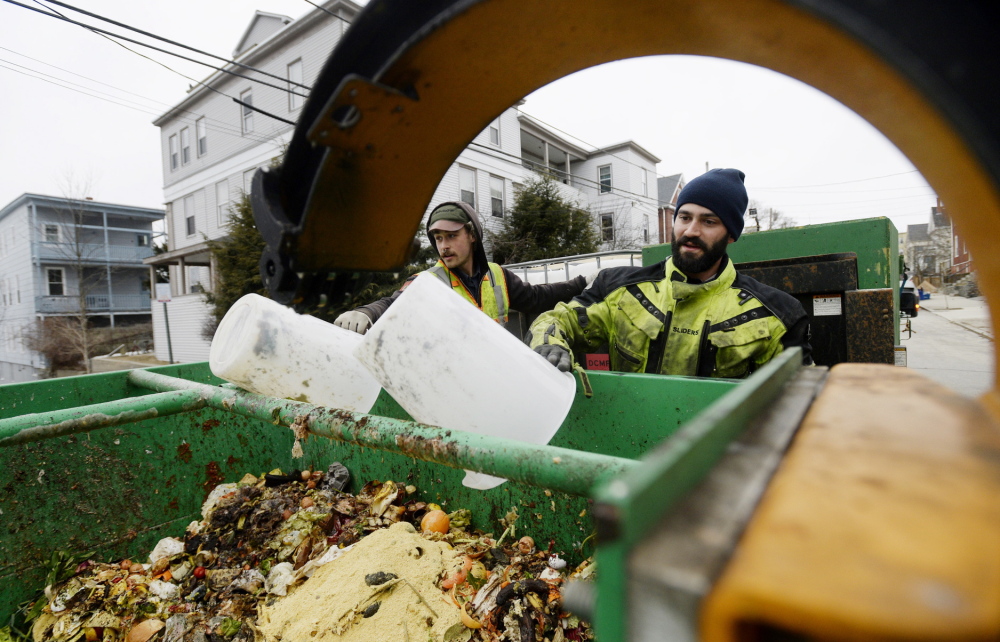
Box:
[258,521,467,642]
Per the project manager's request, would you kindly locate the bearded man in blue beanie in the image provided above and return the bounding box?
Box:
[530,168,811,376]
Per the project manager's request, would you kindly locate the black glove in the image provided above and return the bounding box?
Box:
[534,344,572,372]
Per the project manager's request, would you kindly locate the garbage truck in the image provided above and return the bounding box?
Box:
[2,1,999,641]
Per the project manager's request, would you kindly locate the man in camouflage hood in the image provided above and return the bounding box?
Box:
[335,201,587,333]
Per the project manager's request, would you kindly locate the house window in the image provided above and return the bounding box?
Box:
[183,194,195,237]
[641,168,648,197]
[47,268,64,296]
[459,166,476,208]
[240,89,254,134]
[643,216,650,243]
[288,59,304,111]
[490,176,505,218]
[599,165,612,194]
[137,234,149,247]
[216,180,230,226]
[489,119,500,146]
[196,118,207,156]
[180,127,191,165]
[169,134,179,170]
[601,213,614,241]
[43,224,59,243]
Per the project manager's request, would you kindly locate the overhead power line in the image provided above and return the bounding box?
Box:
[0,45,277,145]
[3,0,309,99]
[11,0,301,129]
[0,51,283,147]
[39,0,312,90]
[302,0,346,20]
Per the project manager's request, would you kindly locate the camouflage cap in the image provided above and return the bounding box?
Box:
[427,203,471,232]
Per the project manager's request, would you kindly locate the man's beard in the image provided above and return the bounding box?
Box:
[671,232,729,277]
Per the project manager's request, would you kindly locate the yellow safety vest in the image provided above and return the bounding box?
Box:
[426,260,510,323]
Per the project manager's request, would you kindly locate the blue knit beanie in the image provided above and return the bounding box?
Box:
[674,168,748,241]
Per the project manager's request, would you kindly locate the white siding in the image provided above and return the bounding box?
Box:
[152,295,213,363]
[0,203,37,372]
[156,7,350,256]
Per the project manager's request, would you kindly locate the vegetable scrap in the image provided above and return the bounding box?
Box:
[24,462,595,642]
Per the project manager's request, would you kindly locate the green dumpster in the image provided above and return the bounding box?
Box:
[0,360,745,626]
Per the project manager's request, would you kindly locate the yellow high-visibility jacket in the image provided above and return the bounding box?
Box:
[529,257,811,377]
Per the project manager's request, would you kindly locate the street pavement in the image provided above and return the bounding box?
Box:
[900,294,994,397]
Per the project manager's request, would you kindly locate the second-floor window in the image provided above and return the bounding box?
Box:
[137,234,149,247]
[490,176,504,217]
[43,224,59,243]
[169,134,178,170]
[641,168,648,197]
[196,118,207,156]
[180,127,191,165]
[459,166,476,209]
[288,59,304,111]
[241,89,254,134]
[599,165,612,194]
[47,268,64,296]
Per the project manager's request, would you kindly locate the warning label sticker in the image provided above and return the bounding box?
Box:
[813,295,842,316]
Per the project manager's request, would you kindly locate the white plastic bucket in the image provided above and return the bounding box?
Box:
[354,272,577,489]
[209,293,381,413]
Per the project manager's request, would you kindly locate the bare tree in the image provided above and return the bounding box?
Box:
[597,200,647,251]
[906,225,952,285]
[746,199,797,232]
[41,175,110,373]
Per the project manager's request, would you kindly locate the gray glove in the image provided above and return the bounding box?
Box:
[334,310,372,334]
[535,344,572,372]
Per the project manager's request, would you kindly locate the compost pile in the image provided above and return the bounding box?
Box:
[29,463,594,642]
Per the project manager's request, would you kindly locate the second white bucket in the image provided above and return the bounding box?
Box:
[354,272,577,490]
[209,294,382,413]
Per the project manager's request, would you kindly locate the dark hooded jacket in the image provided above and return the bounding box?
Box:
[353,201,586,323]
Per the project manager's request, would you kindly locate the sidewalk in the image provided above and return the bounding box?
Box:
[918,294,993,340]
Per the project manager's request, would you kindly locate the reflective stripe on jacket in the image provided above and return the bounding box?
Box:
[528,257,810,378]
[427,260,511,323]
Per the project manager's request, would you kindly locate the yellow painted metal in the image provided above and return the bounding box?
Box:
[701,363,1000,641]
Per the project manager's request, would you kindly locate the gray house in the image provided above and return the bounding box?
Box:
[0,194,164,382]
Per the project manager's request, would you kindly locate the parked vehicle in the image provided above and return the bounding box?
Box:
[900,279,920,317]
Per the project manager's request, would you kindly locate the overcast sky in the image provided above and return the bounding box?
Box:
[0,0,938,235]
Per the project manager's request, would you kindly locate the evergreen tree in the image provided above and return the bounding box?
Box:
[203,195,268,338]
[489,175,600,264]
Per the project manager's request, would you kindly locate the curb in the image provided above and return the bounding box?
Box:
[922,308,994,342]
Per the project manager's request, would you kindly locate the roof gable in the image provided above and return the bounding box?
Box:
[907,223,930,242]
[233,11,292,57]
[657,174,683,206]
